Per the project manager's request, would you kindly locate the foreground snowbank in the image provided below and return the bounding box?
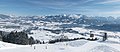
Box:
[0,40,120,52]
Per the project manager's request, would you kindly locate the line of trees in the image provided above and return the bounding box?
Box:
[0,31,40,45]
[0,30,108,45]
[49,37,85,44]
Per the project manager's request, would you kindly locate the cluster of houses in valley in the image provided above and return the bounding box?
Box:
[87,31,107,41]
[49,31,108,44]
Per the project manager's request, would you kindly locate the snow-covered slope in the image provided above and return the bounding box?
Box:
[0,28,120,52]
[0,41,28,50]
[0,40,120,52]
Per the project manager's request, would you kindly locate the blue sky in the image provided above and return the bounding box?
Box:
[0,0,120,17]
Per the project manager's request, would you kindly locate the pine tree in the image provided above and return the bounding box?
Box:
[29,36,35,45]
[0,31,2,41]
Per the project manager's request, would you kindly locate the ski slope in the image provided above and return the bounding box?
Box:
[0,40,120,52]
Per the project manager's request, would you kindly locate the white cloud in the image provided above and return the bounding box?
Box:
[95,11,120,17]
[104,11,120,14]
[84,0,94,3]
[98,0,120,4]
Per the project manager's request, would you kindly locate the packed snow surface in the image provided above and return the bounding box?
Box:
[0,40,120,52]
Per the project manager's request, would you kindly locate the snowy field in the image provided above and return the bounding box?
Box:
[0,40,120,52]
[0,27,120,52]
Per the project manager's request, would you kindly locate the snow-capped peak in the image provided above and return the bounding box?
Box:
[69,14,82,19]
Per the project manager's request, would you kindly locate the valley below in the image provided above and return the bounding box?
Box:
[0,14,119,52]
